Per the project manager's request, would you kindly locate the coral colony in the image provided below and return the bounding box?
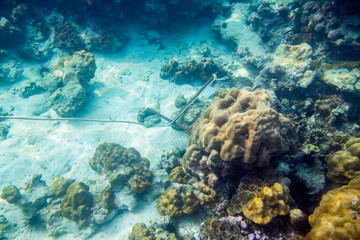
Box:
[0,0,360,239]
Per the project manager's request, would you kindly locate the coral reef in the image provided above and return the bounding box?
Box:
[306,176,360,240]
[212,3,267,56]
[243,183,291,225]
[256,43,318,96]
[88,27,129,53]
[43,50,96,117]
[0,59,23,84]
[160,58,227,84]
[184,88,298,180]
[298,0,360,61]
[326,138,360,184]
[0,17,25,48]
[60,182,94,227]
[247,1,298,51]
[54,22,84,52]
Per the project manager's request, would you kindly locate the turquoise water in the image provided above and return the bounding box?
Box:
[0,0,360,239]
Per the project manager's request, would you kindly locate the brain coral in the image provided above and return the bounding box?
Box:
[326,138,360,184]
[306,176,360,240]
[187,88,298,169]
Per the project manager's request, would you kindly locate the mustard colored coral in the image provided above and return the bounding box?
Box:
[169,166,189,184]
[187,88,298,169]
[243,183,291,225]
[306,177,360,240]
[326,138,360,184]
[157,188,183,217]
[157,188,199,217]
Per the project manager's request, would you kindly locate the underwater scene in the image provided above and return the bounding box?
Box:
[0,0,360,239]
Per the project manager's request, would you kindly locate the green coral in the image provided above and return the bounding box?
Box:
[60,182,93,226]
[0,185,21,204]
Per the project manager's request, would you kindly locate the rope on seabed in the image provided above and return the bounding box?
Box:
[0,115,170,127]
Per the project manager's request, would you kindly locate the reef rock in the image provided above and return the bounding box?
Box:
[256,43,318,95]
[43,50,96,117]
[322,68,360,94]
[212,3,267,56]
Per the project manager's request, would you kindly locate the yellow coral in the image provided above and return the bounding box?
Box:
[169,166,189,184]
[306,177,360,240]
[326,138,360,184]
[187,88,298,169]
[182,190,199,214]
[157,188,183,217]
[196,182,217,205]
[243,183,291,225]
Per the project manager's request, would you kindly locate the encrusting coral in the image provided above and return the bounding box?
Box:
[306,176,360,240]
[243,182,291,225]
[326,138,360,184]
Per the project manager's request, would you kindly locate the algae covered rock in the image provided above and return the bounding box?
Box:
[128,223,154,240]
[44,50,96,117]
[89,142,153,194]
[51,177,74,197]
[322,68,360,94]
[243,182,291,225]
[160,58,227,84]
[0,185,21,204]
[60,182,93,226]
